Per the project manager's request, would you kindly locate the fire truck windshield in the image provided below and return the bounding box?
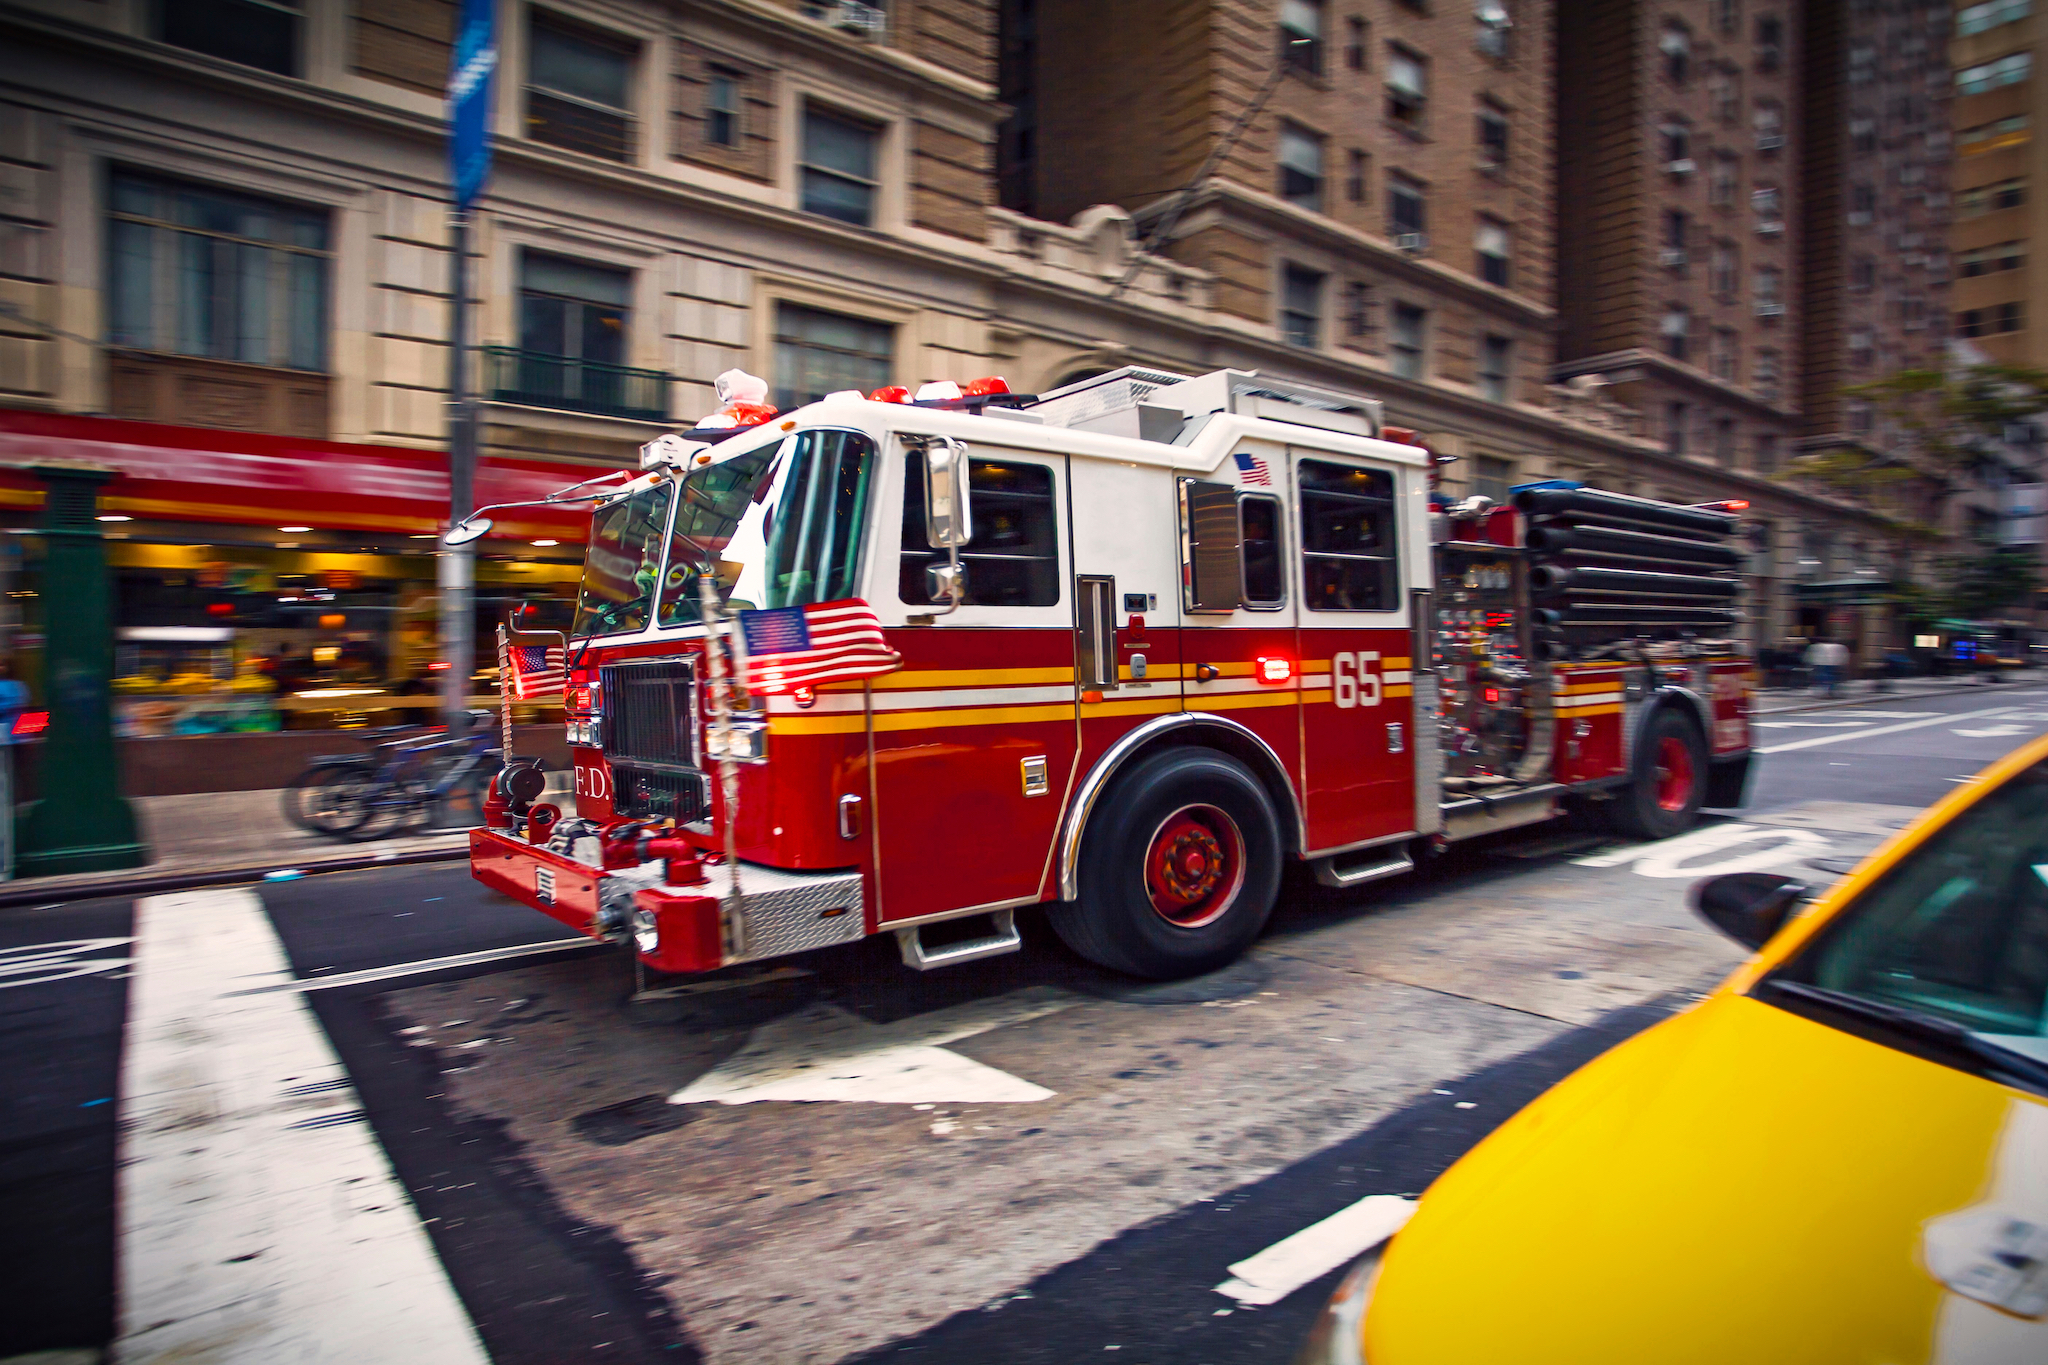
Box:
[571,481,673,638]
[657,428,876,622]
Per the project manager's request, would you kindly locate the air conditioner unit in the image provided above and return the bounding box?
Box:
[1755,302,1786,317]
[1395,232,1429,253]
[1659,247,1689,268]
[1756,220,1785,236]
[813,0,886,36]
[1666,158,1697,177]
[1756,133,1785,151]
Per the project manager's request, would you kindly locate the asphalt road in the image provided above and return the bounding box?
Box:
[8,683,2048,1364]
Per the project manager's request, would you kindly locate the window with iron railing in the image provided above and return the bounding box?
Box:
[494,254,668,421]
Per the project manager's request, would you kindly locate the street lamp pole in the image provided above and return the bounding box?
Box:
[440,209,477,731]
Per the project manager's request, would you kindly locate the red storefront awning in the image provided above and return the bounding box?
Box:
[0,410,605,542]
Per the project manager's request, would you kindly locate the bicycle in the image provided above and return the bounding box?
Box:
[283,713,526,842]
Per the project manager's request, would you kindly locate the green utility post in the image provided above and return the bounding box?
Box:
[16,464,146,877]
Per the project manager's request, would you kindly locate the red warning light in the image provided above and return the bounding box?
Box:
[206,601,234,617]
[12,710,48,737]
[1255,656,1294,685]
[960,376,1011,397]
[1485,687,1501,703]
[869,386,912,403]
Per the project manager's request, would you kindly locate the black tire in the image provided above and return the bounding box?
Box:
[283,764,378,839]
[1049,748,1283,979]
[1606,705,1709,841]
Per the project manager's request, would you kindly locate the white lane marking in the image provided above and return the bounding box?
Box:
[1753,720,1877,729]
[1213,1195,1417,1306]
[1574,822,1829,877]
[1955,725,2027,738]
[1783,711,1937,720]
[0,937,133,989]
[115,889,488,1365]
[231,936,600,994]
[670,987,1074,1106]
[1758,705,2029,754]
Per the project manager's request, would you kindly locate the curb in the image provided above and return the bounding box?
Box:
[1752,673,2041,718]
[0,843,471,909]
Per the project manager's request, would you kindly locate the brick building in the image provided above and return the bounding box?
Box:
[1951,0,2038,366]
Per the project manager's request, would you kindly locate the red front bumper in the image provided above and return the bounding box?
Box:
[468,829,726,974]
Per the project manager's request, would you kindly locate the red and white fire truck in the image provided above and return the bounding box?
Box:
[470,366,1754,981]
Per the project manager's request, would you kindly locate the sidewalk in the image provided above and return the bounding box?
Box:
[1,778,578,909]
[1751,668,2042,716]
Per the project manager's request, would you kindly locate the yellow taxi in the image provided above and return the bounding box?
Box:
[1300,734,2048,1365]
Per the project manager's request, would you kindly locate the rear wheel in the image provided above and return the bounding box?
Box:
[1606,706,1708,841]
[1050,748,1283,979]
[283,764,378,839]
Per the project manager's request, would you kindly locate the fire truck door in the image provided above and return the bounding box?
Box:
[1294,454,1417,853]
[868,447,1078,925]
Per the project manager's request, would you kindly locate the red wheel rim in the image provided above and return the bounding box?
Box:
[1143,804,1246,928]
[1654,735,1696,813]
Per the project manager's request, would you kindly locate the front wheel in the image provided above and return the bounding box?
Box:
[283,764,377,839]
[1606,706,1708,841]
[1050,748,1283,979]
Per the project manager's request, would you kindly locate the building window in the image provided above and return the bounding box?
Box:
[1848,401,1875,434]
[1848,182,1877,223]
[1661,23,1691,82]
[1754,14,1783,70]
[774,303,893,408]
[1279,123,1325,211]
[1711,67,1740,124]
[1849,327,1874,367]
[1477,335,1511,402]
[1281,265,1324,347]
[1281,0,1325,75]
[1754,348,1781,402]
[527,17,636,163]
[1713,418,1736,466]
[1346,17,1368,70]
[1343,280,1375,341]
[1388,173,1426,242]
[1752,183,1782,230]
[107,172,329,371]
[1475,219,1510,286]
[519,253,630,367]
[1710,154,1738,208]
[1300,460,1399,611]
[706,70,740,147]
[1754,264,1783,313]
[1958,0,2031,36]
[1753,101,1783,150]
[1958,53,2032,96]
[1850,115,1877,154]
[1714,0,1740,34]
[1347,149,1370,204]
[1664,209,1689,260]
[1959,242,2026,276]
[1711,240,1738,295]
[1478,102,1509,171]
[1662,305,1691,361]
[156,0,301,76]
[1386,46,1427,129]
[1666,401,1690,454]
[1957,303,2026,337]
[1390,302,1425,378]
[1961,116,2031,157]
[1473,454,1513,501]
[1476,0,1512,59]
[1661,119,1692,166]
[801,107,881,226]
[1850,256,1876,290]
[1755,433,1778,473]
[1959,178,2028,216]
[1712,327,1738,380]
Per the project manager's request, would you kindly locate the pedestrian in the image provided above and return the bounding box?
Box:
[1805,637,1847,697]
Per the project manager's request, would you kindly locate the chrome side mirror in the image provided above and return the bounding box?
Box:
[923,438,974,549]
[1691,872,1808,951]
[443,516,493,547]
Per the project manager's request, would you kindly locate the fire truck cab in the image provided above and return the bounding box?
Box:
[472,366,1753,981]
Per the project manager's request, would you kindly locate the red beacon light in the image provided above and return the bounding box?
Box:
[869,385,912,403]
[1255,656,1295,685]
[12,710,48,738]
[694,368,779,430]
[1694,498,1750,512]
[960,376,1010,397]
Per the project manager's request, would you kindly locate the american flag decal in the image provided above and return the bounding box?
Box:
[736,598,901,693]
[508,645,565,700]
[1233,451,1273,486]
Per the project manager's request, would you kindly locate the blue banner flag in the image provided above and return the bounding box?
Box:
[448,0,497,210]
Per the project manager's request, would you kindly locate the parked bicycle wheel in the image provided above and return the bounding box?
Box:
[282,764,379,839]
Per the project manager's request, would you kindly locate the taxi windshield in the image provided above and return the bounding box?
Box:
[571,482,672,638]
[1769,758,2048,1072]
[658,429,876,624]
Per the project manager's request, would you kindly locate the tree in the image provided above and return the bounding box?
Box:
[1949,544,2042,621]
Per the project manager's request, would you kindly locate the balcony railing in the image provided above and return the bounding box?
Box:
[482,347,670,423]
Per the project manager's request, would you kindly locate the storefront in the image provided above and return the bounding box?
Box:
[0,410,593,737]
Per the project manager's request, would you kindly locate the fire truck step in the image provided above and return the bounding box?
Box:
[1312,848,1416,890]
[894,911,1023,971]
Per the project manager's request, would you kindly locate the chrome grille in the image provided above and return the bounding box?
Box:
[600,659,705,822]
[612,765,709,824]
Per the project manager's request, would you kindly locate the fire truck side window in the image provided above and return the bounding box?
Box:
[761,429,874,607]
[573,483,673,637]
[1240,494,1286,608]
[1299,459,1398,611]
[900,456,1060,607]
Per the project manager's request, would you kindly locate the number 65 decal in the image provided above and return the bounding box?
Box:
[1333,652,1382,709]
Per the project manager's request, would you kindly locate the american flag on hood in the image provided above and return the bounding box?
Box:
[735,599,901,694]
[1233,451,1274,486]
[507,645,565,700]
